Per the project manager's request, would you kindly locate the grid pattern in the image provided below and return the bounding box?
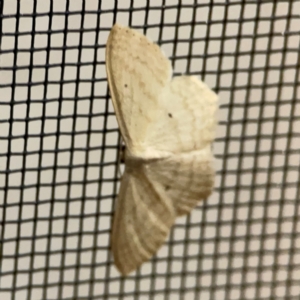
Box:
[0,1,300,299]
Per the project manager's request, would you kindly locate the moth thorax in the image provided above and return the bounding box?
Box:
[125,154,145,170]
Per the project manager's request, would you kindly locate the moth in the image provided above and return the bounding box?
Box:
[105,24,218,275]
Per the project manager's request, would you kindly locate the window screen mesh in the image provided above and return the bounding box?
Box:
[0,1,299,299]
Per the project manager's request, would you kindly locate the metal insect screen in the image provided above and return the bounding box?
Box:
[0,1,299,300]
